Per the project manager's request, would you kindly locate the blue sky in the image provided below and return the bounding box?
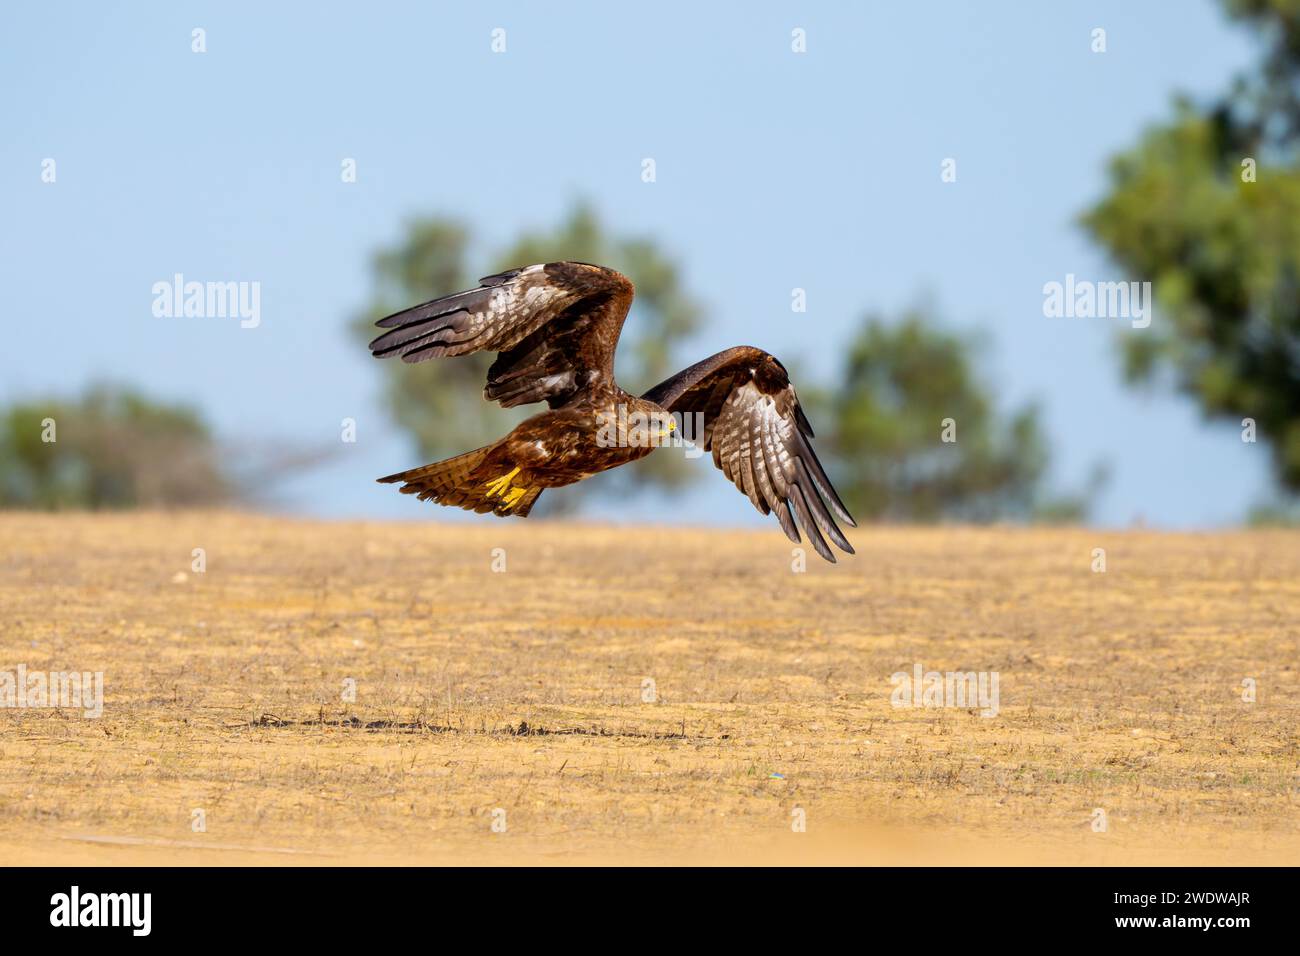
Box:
[0,1,1270,527]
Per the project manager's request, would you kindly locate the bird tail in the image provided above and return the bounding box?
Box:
[377,446,545,517]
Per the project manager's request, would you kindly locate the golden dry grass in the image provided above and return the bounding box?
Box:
[0,512,1297,865]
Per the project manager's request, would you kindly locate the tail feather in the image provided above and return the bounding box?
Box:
[377,447,545,518]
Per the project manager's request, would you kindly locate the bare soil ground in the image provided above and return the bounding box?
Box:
[0,512,1296,865]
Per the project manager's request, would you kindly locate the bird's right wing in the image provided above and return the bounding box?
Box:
[643,346,856,562]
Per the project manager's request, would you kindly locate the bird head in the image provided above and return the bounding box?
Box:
[635,410,676,446]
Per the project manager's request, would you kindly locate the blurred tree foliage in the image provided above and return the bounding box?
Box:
[818,308,1099,522]
[0,385,229,508]
[353,203,703,505]
[1083,0,1300,490]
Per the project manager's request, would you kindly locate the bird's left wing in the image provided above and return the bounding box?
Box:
[643,346,856,563]
[369,261,634,408]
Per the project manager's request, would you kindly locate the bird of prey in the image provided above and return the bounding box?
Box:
[368,261,855,561]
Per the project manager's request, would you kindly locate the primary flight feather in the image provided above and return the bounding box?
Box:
[369,261,855,561]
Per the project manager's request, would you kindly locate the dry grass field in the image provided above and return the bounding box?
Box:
[0,512,1296,865]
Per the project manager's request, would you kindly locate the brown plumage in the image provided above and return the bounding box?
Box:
[369,261,855,561]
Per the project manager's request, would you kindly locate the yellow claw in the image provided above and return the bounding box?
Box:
[502,486,528,510]
[483,466,521,498]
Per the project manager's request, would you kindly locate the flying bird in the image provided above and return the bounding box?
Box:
[368,262,855,561]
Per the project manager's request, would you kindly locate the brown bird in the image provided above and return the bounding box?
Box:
[369,261,855,561]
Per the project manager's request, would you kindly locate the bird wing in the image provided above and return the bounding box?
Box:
[369,261,634,408]
[643,346,856,562]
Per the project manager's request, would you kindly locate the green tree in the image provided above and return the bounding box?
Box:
[0,384,230,509]
[822,308,1091,522]
[1083,0,1300,490]
[354,203,703,506]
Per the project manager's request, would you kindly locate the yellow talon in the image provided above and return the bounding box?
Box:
[483,466,521,498]
[502,486,528,510]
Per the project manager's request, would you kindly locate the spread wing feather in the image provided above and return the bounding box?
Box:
[369,261,634,409]
[644,346,855,563]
